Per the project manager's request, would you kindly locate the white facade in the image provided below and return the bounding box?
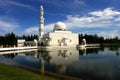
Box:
[17,39,37,47]
[17,39,25,47]
[43,31,78,46]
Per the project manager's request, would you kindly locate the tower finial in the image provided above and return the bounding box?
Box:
[41,5,43,8]
[40,5,43,11]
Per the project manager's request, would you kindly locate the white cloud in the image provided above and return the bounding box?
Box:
[61,8,120,31]
[0,0,37,11]
[42,0,85,9]
[115,17,120,21]
[98,30,120,38]
[45,23,54,32]
[25,26,38,34]
[89,8,120,17]
[24,8,120,38]
[0,20,19,31]
[8,0,36,11]
[74,0,85,5]
[24,24,54,35]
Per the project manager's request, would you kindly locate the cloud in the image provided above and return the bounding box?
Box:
[0,0,37,11]
[115,17,120,21]
[44,23,54,32]
[74,0,85,5]
[0,20,19,31]
[0,16,19,33]
[24,24,54,35]
[64,8,120,29]
[24,8,120,38]
[63,8,120,38]
[89,8,120,17]
[42,0,85,9]
[25,26,38,34]
[98,30,120,38]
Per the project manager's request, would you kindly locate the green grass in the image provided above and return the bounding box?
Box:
[0,63,59,80]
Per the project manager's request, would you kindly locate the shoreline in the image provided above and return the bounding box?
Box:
[0,44,101,52]
[0,46,37,52]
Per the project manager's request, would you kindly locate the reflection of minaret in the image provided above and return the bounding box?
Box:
[39,5,44,41]
[40,57,45,75]
[37,51,45,74]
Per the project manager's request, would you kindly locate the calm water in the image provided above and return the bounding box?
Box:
[0,47,120,80]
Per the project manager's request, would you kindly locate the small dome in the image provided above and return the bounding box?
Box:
[54,22,66,31]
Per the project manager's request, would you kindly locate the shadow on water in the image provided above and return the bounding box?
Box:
[0,46,120,80]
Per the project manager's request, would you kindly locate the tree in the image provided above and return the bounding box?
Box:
[5,32,17,46]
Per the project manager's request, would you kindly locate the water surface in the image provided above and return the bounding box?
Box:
[0,47,120,80]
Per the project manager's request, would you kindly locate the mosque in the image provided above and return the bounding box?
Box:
[38,6,79,47]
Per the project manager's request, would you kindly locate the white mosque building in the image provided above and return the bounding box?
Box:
[38,6,79,47]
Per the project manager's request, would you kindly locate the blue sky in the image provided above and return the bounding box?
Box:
[0,0,120,38]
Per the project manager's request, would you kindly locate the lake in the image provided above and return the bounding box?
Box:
[0,47,120,80]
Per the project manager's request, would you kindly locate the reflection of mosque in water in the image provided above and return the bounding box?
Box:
[36,48,108,74]
[1,47,114,75]
[37,48,80,74]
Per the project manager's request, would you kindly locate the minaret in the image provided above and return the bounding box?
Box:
[39,5,44,41]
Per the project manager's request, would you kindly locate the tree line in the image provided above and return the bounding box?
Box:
[0,32,120,47]
[0,32,38,47]
[79,34,120,44]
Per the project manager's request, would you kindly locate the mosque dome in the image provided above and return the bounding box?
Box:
[54,22,66,31]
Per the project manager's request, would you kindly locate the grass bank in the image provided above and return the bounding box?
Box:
[0,63,59,80]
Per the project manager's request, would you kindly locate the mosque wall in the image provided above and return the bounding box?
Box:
[48,31,78,46]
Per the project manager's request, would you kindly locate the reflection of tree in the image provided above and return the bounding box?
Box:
[99,46,105,51]
[25,51,35,56]
[116,52,119,56]
[3,53,17,59]
[79,48,100,56]
[86,48,99,54]
[109,46,119,51]
[101,44,120,51]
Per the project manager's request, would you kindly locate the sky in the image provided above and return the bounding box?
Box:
[0,0,120,38]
